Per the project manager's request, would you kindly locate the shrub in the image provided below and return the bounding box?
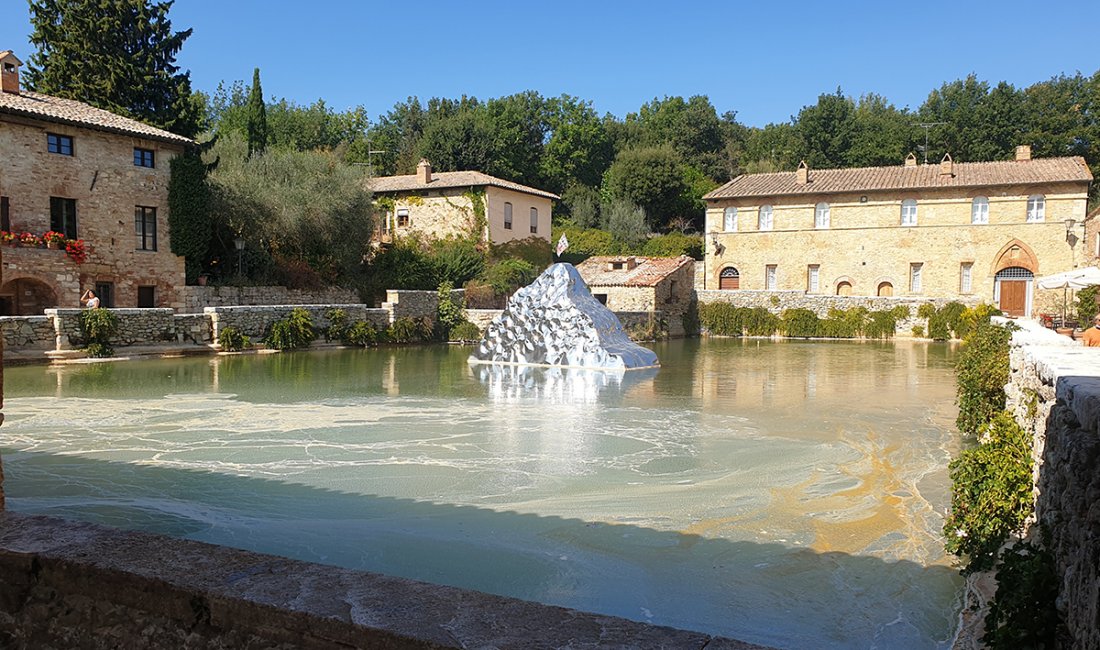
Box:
[955,321,1013,437]
[864,310,897,339]
[983,535,1062,648]
[430,239,485,286]
[482,259,536,297]
[79,307,118,358]
[449,320,482,342]
[941,301,968,337]
[626,314,666,341]
[489,236,552,270]
[744,307,779,336]
[388,316,433,343]
[819,307,867,338]
[890,305,911,320]
[699,302,744,336]
[217,326,250,352]
[1076,285,1099,325]
[324,308,349,342]
[958,304,1000,340]
[781,308,819,337]
[911,325,925,338]
[927,310,952,341]
[462,280,499,309]
[917,303,937,319]
[943,412,1033,573]
[641,232,703,259]
[266,308,316,350]
[344,320,379,347]
[435,282,466,340]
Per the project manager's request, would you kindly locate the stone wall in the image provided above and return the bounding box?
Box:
[207,305,389,343]
[383,288,463,324]
[0,512,766,649]
[177,286,360,314]
[0,315,53,350]
[697,289,980,335]
[1001,319,1100,648]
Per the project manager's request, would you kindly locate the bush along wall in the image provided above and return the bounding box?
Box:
[945,319,1063,647]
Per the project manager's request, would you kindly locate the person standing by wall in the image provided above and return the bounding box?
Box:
[80,289,99,308]
[1081,315,1100,347]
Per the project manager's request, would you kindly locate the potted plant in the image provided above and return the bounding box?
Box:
[43,231,67,249]
[18,231,41,247]
[64,239,88,263]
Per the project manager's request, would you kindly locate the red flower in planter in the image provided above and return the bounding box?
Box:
[18,231,41,247]
[65,239,88,264]
[0,230,15,245]
[42,230,67,246]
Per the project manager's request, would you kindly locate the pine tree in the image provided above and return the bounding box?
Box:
[25,0,201,138]
[246,68,268,156]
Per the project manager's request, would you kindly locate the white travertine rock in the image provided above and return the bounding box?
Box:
[469,263,659,370]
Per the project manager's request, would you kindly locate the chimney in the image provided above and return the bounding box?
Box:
[417,159,432,184]
[796,160,809,184]
[1015,145,1032,161]
[904,152,917,167]
[939,153,954,177]
[0,51,21,95]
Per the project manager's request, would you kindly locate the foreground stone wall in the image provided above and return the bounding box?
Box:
[0,316,53,351]
[698,290,979,335]
[207,305,390,343]
[1002,319,1100,649]
[0,512,768,650]
[177,285,360,314]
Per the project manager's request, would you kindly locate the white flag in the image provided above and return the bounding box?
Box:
[556,233,569,257]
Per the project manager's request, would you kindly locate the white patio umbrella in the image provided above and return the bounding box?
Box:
[1036,267,1100,324]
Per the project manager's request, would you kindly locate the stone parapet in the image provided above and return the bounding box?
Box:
[383,289,463,325]
[176,285,360,314]
[205,305,389,343]
[1002,318,1100,649]
[0,315,54,350]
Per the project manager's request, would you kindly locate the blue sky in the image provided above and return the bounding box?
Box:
[2,1,1098,127]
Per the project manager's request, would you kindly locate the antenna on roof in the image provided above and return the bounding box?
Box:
[917,122,947,164]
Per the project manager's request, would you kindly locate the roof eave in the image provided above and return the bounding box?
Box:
[0,104,194,146]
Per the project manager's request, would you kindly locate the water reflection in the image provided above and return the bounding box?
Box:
[474,364,659,405]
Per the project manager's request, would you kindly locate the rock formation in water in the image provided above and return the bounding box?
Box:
[468,263,659,370]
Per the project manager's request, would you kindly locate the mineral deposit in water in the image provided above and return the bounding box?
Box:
[469,263,659,369]
[0,340,964,649]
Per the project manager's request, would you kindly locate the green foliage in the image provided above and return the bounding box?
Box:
[1076,285,1100,325]
[626,315,667,341]
[604,199,648,248]
[167,150,212,283]
[819,307,868,338]
[955,321,1013,437]
[561,184,601,229]
[983,535,1063,648]
[864,310,898,339]
[217,326,249,352]
[551,225,615,263]
[26,0,201,137]
[602,144,691,231]
[699,302,746,336]
[781,309,820,337]
[482,259,536,297]
[430,239,485,286]
[912,325,926,338]
[448,320,482,343]
[891,305,911,319]
[324,308,349,342]
[917,303,937,319]
[461,188,487,237]
[435,282,467,340]
[387,316,433,343]
[344,320,379,347]
[641,232,703,259]
[744,307,779,336]
[265,308,317,350]
[79,307,118,358]
[246,68,268,156]
[943,412,1033,573]
[927,310,951,341]
[489,236,552,270]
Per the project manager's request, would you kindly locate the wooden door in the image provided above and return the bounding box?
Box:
[999,280,1027,317]
[719,268,740,290]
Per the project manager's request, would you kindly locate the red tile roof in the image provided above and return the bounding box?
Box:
[704,157,1092,201]
[0,89,194,145]
[369,170,559,200]
[576,256,694,287]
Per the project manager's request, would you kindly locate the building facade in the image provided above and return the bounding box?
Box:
[702,149,1093,317]
[368,160,557,246]
[0,50,191,314]
[575,255,695,336]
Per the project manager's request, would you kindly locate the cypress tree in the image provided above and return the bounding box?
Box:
[25,0,201,138]
[246,68,268,156]
[167,149,212,283]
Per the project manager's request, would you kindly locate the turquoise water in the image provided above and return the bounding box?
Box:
[0,339,964,648]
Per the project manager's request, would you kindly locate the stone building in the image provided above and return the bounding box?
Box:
[702,148,1093,317]
[368,160,558,246]
[0,50,191,314]
[575,255,695,336]
[1084,204,1100,268]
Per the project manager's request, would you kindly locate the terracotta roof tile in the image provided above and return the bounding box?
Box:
[369,170,559,200]
[576,255,693,287]
[0,89,193,145]
[704,157,1093,201]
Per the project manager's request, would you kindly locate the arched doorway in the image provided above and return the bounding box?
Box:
[877,282,894,297]
[0,277,58,315]
[836,281,853,296]
[994,267,1034,317]
[719,267,740,290]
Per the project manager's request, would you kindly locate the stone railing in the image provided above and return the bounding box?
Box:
[0,316,54,351]
[175,285,360,314]
[1001,318,1100,648]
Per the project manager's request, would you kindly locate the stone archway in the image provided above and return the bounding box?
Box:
[990,239,1039,276]
[0,276,59,315]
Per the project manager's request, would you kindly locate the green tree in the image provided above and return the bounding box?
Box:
[845,94,918,167]
[604,199,648,249]
[167,149,212,282]
[541,95,614,191]
[26,0,200,137]
[796,88,857,168]
[628,96,727,180]
[561,184,601,228]
[602,144,690,230]
[919,75,1024,162]
[246,68,267,156]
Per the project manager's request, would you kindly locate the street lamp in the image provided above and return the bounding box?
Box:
[234,236,245,277]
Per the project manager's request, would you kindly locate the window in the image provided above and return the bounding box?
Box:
[910,263,923,293]
[137,286,156,308]
[900,199,917,226]
[0,196,8,231]
[815,202,830,229]
[504,202,513,229]
[765,264,777,291]
[758,205,773,231]
[133,147,155,168]
[530,207,538,234]
[49,196,77,239]
[47,133,73,156]
[396,208,409,227]
[719,267,740,290]
[724,207,737,232]
[971,197,989,224]
[877,282,893,297]
[593,293,608,305]
[836,281,852,296]
[1026,194,1045,222]
[135,206,157,251]
[960,262,973,293]
[95,282,114,308]
[807,264,819,293]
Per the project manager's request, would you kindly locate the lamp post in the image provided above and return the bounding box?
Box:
[234,236,245,277]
